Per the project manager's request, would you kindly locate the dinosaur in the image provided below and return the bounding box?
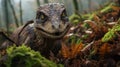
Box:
[1,3,71,58]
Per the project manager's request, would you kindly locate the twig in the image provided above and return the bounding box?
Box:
[81,41,94,55]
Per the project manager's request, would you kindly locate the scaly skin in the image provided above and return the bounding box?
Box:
[1,3,71,57]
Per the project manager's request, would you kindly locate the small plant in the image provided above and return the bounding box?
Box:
[2,45,63,67]
[102,24,120,42]
[69,13,82,25]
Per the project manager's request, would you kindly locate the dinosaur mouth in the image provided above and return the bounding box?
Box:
[36,28,63,36]
[35,24,71,39]
[53,32,62,36]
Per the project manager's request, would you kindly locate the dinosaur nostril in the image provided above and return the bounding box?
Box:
[59,24,60,28]
[52,24,60,29]
[52,25,55,29]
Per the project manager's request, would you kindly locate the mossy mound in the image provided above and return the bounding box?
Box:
[0,45,63,67]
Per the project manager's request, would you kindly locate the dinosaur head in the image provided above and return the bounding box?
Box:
[34,3,71,39]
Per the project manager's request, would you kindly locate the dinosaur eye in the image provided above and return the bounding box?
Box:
[61,10,68,21]
[61,12,66,17]
[37,12,48,23]
[40,13,45,20]
[61,10,67,18]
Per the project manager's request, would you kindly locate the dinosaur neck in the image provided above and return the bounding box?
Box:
[41,37,62,58]
[34,32,62,58]
[34,29,61,49]
[44,37,61,51]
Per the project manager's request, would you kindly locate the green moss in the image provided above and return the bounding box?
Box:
[101,29,115,42]
[3,45,63,67]
[81,12,98,21]
[69,13,81,25]
[102,24,120,42]
[81,14,92,20]
[100,3,113,13]
[88,13,95,20]
[81,2,117,21]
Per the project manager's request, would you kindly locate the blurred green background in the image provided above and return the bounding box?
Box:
[0,0,114,32]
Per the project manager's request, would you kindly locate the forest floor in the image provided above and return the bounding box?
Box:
[56,1,120,67]
[0,1,120,67]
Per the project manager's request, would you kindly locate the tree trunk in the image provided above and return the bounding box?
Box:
[78,0,83,13]
[118,0,120,6]
[44,0,48,3]
[0,18,1,27]
[19,0,23,25]
[8,0,19,27]
[88,0,92,12]
[36,0,40,7]
[73,0,79,14]
[3,0,9,32]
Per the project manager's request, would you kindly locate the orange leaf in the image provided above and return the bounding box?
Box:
[61,43,70,58]
[99,43,111,56]
[60,43,84,59]
[71,43,83,58]
[112,6,120,12]
[86,20,98,33]
[93,14,100,22]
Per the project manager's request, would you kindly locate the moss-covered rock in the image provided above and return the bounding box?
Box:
[1,45,63,67]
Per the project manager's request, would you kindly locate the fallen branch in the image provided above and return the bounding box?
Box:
[81,41,94,55]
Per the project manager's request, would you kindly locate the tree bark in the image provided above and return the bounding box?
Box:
[44,0,48,3]
[36,0,40,7]
[88,0,92,12]
[0,17,1,27]
[78,0,83,13]
[3,0,9,32]
[8,0,19,27]
[73,0,79,14]
[19,0,23,25]
[118,0,120,5]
